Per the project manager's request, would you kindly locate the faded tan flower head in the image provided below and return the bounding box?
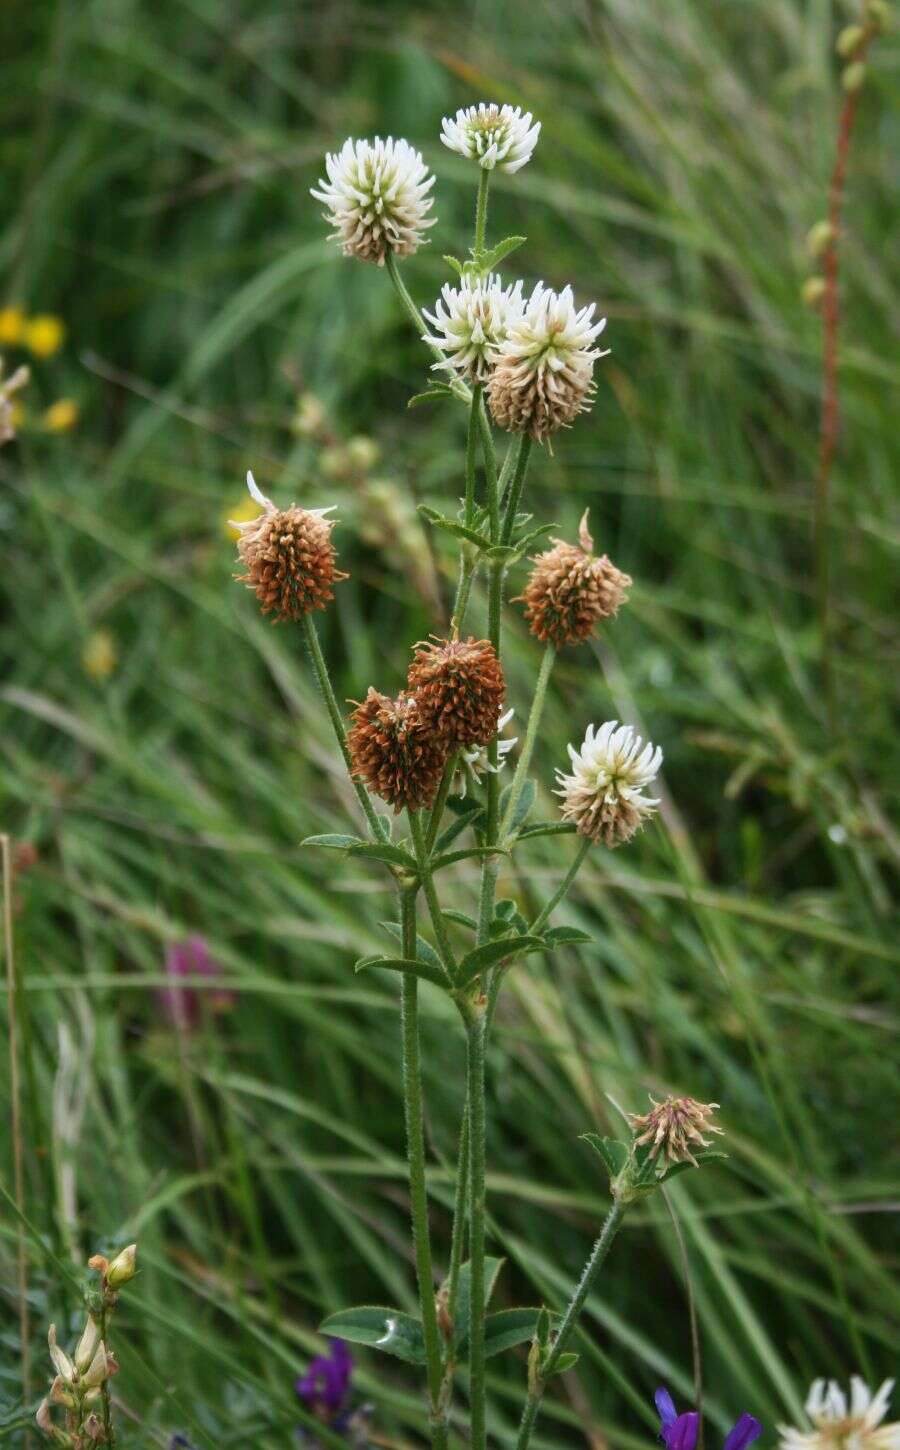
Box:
[629,1095,723,1173]
[348,688,448,813]
[0,355,29,444]
[232,472,347,623]
[487,282,608,442]
[556,720,662,848]
[407,636,506,750]
[517,511,631,647]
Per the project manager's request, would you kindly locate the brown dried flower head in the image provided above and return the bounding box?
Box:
[518,511,631,647]
[629,1094,723,1173]
[232,472,347,623]
[348,688,448,813]
[486,282,608,442]
[407,636,506,749]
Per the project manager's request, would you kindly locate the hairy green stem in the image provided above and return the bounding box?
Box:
[451,557,477,635]
[500,643,556,842]
[515,1199,626,1450]
[301,613,382,839]
[474,169,491,254]
[465,385,481,526]
[500,434,534,545]
[399,889,447,1443]
[529,837,591,935]
[98,1302,116,1446]
[478,396,499,540]
[408,811,458,980]
[385,250,469,402]
[466,1010,489,1450]
[426,754,459,853]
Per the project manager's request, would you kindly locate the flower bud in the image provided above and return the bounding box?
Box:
[49,1376,76,1409]
[47,1326,76,1386]
[84,1414,105,1443]
[74,1316,101,1373]
[865,0,889,28]
[801,276,826,308]
[842,60,867,90]
[81,1343,112,1389]
[805,220,834,258]
[835,22,865,55]
[107,1242,137,1287]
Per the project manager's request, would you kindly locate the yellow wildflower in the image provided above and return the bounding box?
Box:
[223,493,262,540]
[0,306,25,345]
[24,314,66,358]
[43,398,79,433]
[82,630,118,681]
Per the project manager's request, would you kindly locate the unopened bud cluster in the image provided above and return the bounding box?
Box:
[36,1245,137,1446]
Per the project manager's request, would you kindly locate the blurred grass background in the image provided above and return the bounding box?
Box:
[1,0,899,1445]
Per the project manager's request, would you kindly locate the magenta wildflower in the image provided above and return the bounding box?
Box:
[296,1339,353,1424]
[158,936,234,1032]
[656,1388,762,1450]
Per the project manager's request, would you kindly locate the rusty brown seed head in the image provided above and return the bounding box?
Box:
[347,688,448,814]
[232,473,347,623]
[407,636,506,750]
[517,510,631,647]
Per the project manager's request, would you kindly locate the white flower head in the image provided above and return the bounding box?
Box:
[422,274,524,382]
[779,1379,899,1450]
[487,282,609,441]
[0,356,29,445]
[441,103,540,173]
[311,136,436,266]
[453,708,517,798]
[555,720,662,848]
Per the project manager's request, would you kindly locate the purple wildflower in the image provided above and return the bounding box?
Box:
[296,1339,353,1424]
[158,935,235,1032]
[656,1388,762,1450]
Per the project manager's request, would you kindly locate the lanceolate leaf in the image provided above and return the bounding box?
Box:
[581,1133,630,1179]
[378,921,442,972]
[458,1307,560,1359]
[456,935,545,987]
[517,821,577,842]
[452,1257,505,1351]
[472,235,527,272]
[417,505,489,550]
[431,845,507,873]
[433,803,483,853]
[319,1307,425,1365]
[353,955,448,989]
[301,833,362,850]
[541,926,593,947]
[346,841,418,870]
[500,778,536,836]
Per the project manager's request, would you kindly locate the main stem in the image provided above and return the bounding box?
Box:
[515,1199,626,1450]
[400,889,448,1447]
[500,643,556,842]
[466,1008,489,1450]
[301,613,382,839]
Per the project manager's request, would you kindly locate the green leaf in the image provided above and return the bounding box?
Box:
[443,253,466,278]
[434,803,483,853]
[452,1257,505,1351]
[536,1306,551,1349]
[485,544,520,563]
[472,235,527,272]
[408,385,454,409]
[301,833,362,850]
[541,926,593,947]
[512,522,558,553]
[378,921,443,974]
[547,1350,580,1376]
[353,956,448,989]
[374,814,393,842]
[501,778,536,836]
[457,934,545,987]
[581,1133,630,1179]
[416,505,489,549]
[658,1150,730,1185]
[442,909,478,931]
[319,1306,426,1365]
[517,821,577,842]
[460,1308,559,1359]
[431,845,506,873]
[347,841,418,870]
